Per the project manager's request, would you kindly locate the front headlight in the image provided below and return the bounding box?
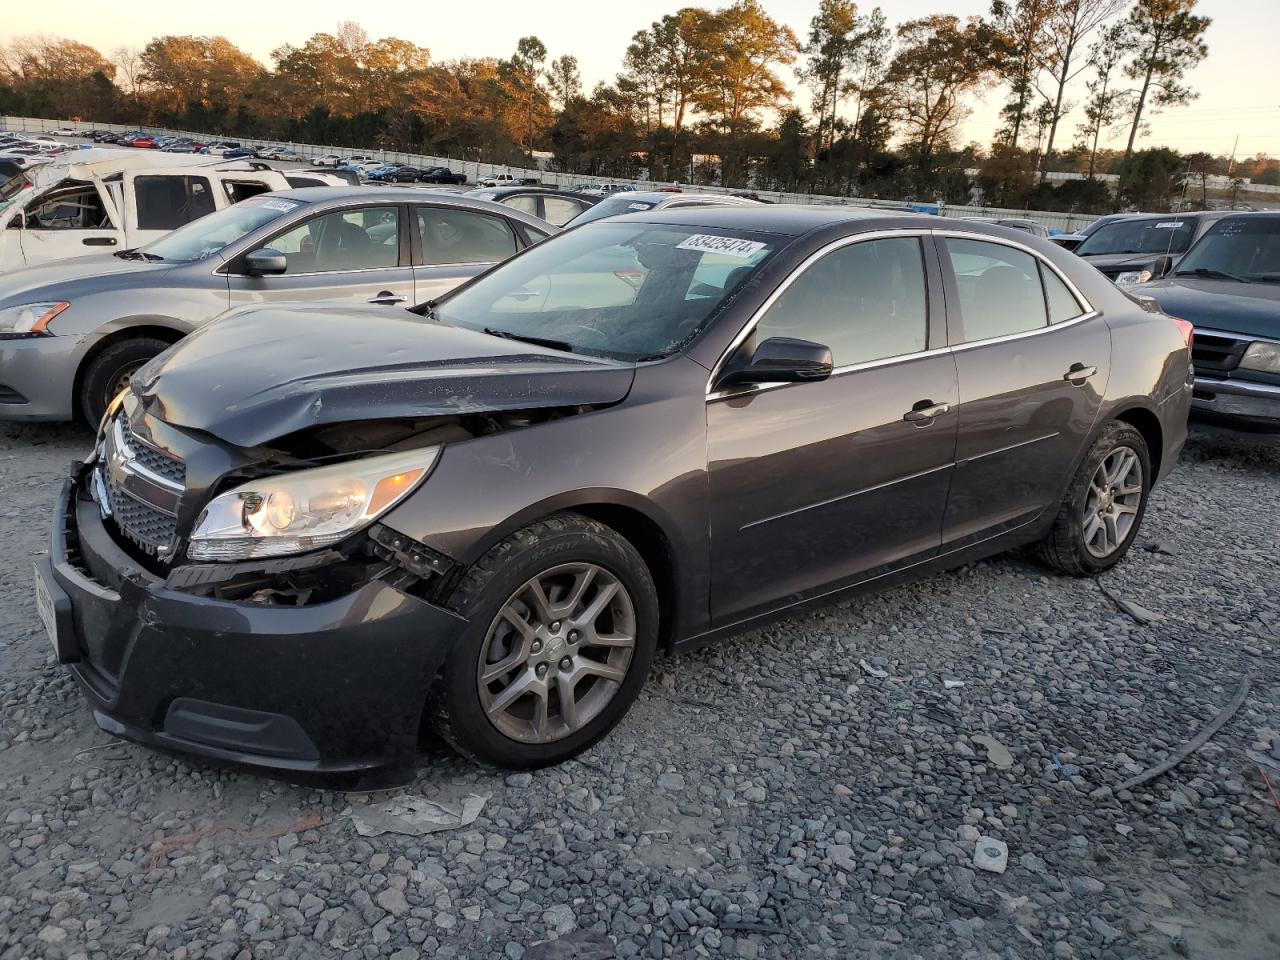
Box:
[188,448,440,561]
[0,301,69,336]
[1241,341,1280,375]
[1115,270,1153,285]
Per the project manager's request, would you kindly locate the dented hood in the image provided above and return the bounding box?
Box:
[134,303,636,447]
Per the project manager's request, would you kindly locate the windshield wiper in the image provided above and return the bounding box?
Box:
[1172,267,1251,283]
[113,249,164,262]
[483,327,574,353]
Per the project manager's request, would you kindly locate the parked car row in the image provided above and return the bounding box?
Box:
[10,178,1195,778]
[0,150,374,275]
[1042,209,1280,431]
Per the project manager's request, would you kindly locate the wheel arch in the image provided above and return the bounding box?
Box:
[1110,404,1164,482]
[72,322,187,422]
[569,502,681,652]
[434,489,692,651]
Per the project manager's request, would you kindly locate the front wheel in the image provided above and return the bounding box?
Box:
[78,337,171,424]
[432,514,659,768]
[1037,420,1152,576]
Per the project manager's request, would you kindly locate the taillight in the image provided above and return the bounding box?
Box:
[1171,317,1194,350]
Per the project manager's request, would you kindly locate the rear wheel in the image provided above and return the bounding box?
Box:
[1037,420,1151,576]
[432,514,658,768]
[78,337,171,424]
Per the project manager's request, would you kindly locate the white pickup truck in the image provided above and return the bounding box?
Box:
[0,149,293,272]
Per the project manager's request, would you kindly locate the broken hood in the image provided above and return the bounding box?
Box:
[133,303,637,447]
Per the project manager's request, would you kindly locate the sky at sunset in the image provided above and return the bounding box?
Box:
[8,0,1278,157]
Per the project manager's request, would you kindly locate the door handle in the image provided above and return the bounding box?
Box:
[82,236,117,246]
[367,291,408,305]
[1063,363,1098,384]
[903,400,951,424]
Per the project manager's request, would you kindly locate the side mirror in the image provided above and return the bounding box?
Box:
[1151,254,1174,279]
[716,337,834,390]
[244,247,287,277]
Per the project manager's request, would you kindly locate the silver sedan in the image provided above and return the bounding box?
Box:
[0,187,554,422]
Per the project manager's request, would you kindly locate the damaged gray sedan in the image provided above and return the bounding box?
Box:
[37,207,1192,773]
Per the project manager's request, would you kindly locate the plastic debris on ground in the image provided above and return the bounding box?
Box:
[972,837,1009,874]
[858,659,888,679]
[350,793,489,837]
[972,734,1014,769]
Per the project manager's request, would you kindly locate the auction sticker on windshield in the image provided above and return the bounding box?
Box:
[676,235,767,258]
[239,196,301,212]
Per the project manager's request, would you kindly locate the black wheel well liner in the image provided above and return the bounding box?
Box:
[72,325,185,422]
[1111,405,1164,482]
[567,503,680,651]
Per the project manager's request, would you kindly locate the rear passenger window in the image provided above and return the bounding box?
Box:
[1040,263,1086,323]
[135,176,215,230]
[224,180,273,203]
[418,207,518,265]
[753,237,929,366]
[944,238,1047,342]
[543,196,585,227]
[500,194,539,216]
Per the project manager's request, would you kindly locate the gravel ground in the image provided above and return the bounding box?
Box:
[1,422,1277,960]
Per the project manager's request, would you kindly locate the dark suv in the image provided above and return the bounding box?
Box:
[37,208,1191,775]
[1137,212,1280,430]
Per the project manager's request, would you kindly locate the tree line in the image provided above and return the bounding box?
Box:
[2,1,1273,212]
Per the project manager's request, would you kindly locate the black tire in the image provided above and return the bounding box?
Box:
[432,513,659,768]
[79,337,171,424]
[1037,420,1152,576]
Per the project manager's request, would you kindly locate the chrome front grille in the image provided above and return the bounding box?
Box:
[96,412,185,559]
[119,413,185,485]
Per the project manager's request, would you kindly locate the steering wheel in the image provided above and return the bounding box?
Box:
[559,323,612,347]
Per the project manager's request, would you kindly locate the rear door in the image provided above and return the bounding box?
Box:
[122,172,217,247]
[937,233,1109,548]
[412,204,522,302]
[226,202,415,308]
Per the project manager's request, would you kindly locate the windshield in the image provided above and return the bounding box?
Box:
[0,172,32,218]
[141,195,304,263]
[433,221,780,361]
[566,194,660,227]
[1076,218,1194,257]
[1173,216,1280,282]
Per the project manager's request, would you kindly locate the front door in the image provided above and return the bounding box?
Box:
[16,181,122,266]
[227,203,415,309]
[937,235,1110,548]
[707,234,959,626]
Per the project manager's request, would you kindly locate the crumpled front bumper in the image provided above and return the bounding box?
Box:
[43,466,468,773]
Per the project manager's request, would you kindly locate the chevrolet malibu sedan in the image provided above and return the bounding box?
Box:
[0,187,554,423]
[37,208,1191,773]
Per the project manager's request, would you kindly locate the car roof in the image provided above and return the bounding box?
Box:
[614,203,896,236]
[261,186,557,230]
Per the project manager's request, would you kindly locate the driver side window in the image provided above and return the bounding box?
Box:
[753,237,929,367]
[265,206,401,274]
[25,185,113,230]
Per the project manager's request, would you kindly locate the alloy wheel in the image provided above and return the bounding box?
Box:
[1082,445,1143,559]
[477,562,636,743]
